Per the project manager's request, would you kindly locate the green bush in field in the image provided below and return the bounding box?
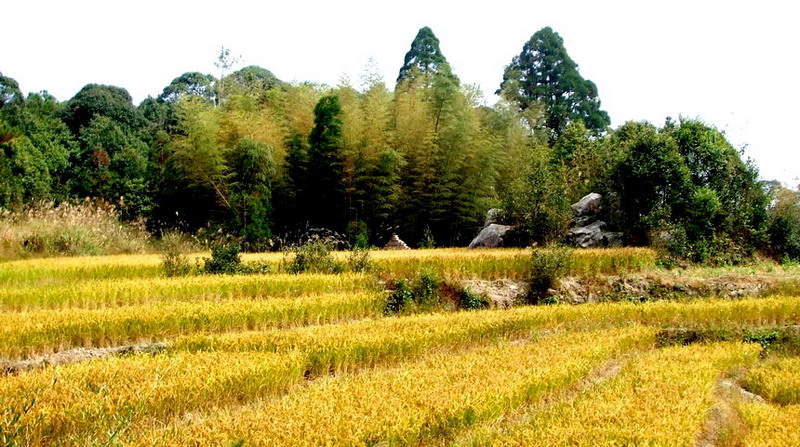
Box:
[285,239,344,274]
[347,246,374,273]
[459,288,490,310]
[384,271,488,313]
[202,242,243,274]
[526,247,573,305]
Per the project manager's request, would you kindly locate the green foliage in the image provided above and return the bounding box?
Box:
[158,72,216,104]
[347,246,374,273]
[503,145,571,244]
[284,238,344,274]
[767,185,800,262]
[459,288,490,310]
[419,226,436,249]
[61,84,145,133]
[396,26,458,85]
[202,242,242,274]
[159,232,194,277]
[383,270,442,314]
[526,247,573,304]
[499,27,610,137]
[611,119,768,263]
[307,95,346,232]
[385,278,414,315]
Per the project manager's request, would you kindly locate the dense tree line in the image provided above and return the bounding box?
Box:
[0,27,794,261]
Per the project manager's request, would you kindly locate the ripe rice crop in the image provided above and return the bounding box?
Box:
[461,342,760,446]
[0,351,306,445]
[122,328,652,446]
[0,293,380,360]
[738,402,800,446]
[0,273,373,310]
[741,357,800,405]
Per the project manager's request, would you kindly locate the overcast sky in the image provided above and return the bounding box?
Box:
[3,0,797,186]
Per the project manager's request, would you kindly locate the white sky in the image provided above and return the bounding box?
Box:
[3,0,798,186]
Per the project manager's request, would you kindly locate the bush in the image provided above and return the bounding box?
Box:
[160,232,194,277]
[459,288,490,310]
[384,271,442,315]
[284,238,343,274]
[385,278,414,315]
[526,247,572,304]
[202,242,243,274]
[347,246,374,273]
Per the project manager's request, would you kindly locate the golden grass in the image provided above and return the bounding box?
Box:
[461,342,760,447]
[739,402,800,446]
[0,273,373,310]
[0,247,657,288]
[741,357,800,405]
[0,293,381,360]
[0,351,306,446]
[122,328,651,446]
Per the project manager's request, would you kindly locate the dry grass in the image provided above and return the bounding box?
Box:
[0,200,151,259]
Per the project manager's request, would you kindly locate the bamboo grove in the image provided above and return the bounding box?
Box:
[2,26,795,261]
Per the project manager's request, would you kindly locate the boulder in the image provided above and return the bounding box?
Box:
[567,220,606,248]
[384,234,410,250]
[571,193,602,217]
[468,224,513,249]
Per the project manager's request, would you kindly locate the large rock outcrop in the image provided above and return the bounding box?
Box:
[566,193,623,248]
[469,224,513,249]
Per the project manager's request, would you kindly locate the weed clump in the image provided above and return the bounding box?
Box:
[284,237,344,274]
[384,271,488,314]
[160,233,194,277]
[526,247,573,305]
[347,246,374,273]
[202,242,243,274]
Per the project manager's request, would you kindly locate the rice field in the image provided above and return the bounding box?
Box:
[1,247,799,446]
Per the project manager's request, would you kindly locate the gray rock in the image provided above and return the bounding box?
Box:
[469,224,513,249]
[567,220,606,248]
[603,231,623,247]
[572,215,594,227]
[571,193,602,217]
[484,208,506,227]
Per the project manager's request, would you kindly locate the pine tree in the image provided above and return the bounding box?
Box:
[499,27,610,138]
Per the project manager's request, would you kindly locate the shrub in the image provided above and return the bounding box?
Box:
[459,288,490,310]
[384,271,464,314]
[385,278,414,315]
[347,246,374,273]
[285,238,344,274]
[160,233,194,277]
[526,247,572,304]
[202,242,243,274]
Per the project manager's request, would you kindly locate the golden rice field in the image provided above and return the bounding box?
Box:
[1,247,800,446]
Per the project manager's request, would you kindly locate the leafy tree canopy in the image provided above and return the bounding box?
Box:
[158,72,216,103]
[499,26,610,138]
[397,27,458,85]
[62,84,145,133]
[0,73,24,109]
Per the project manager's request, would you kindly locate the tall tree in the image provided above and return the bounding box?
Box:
[306,95,346,232]
[498,27,610,138]
[396,27,458,86]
